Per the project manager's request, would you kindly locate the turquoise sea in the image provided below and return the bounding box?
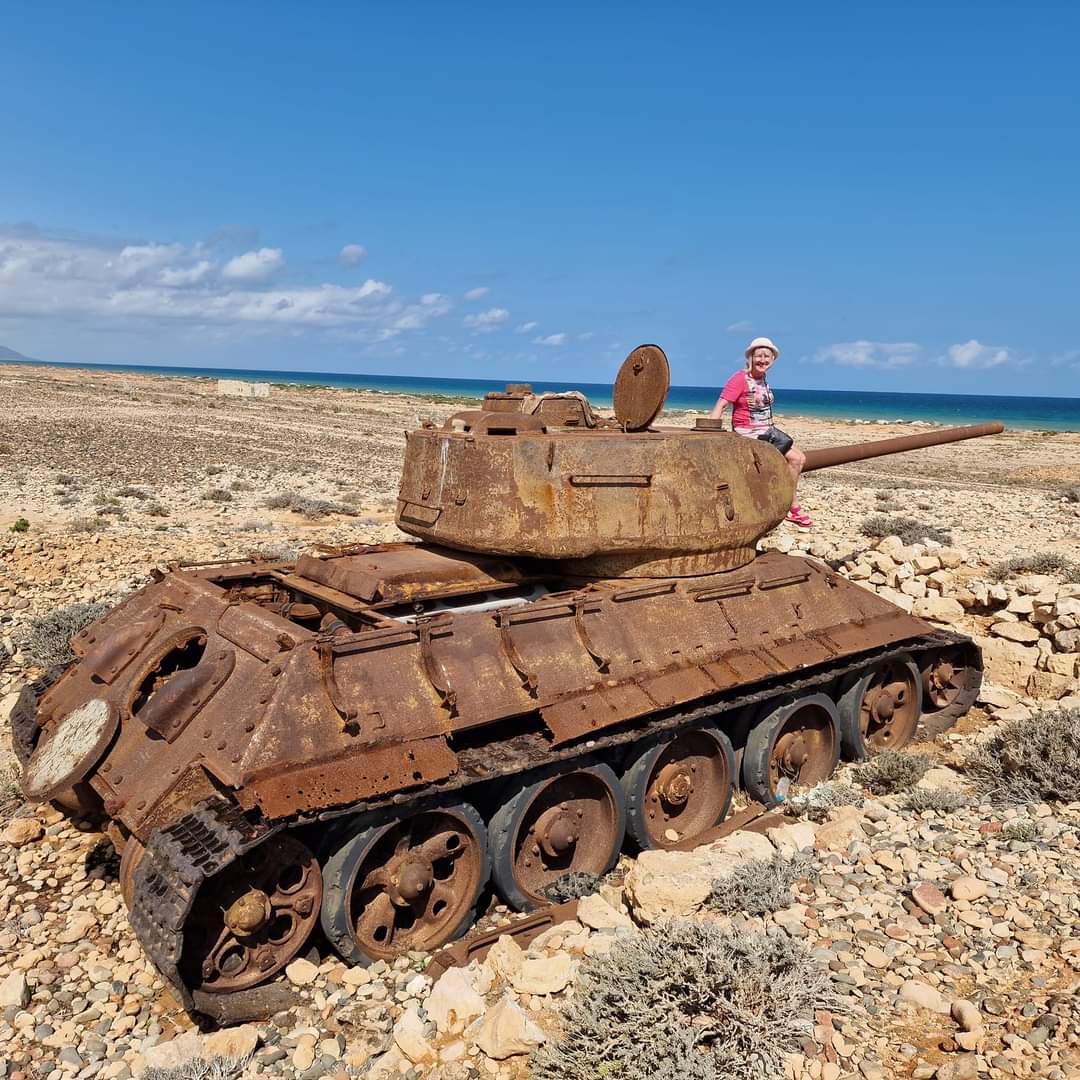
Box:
[6,357,1079,431]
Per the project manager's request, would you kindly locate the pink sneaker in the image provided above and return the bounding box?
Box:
[786,505,813,530]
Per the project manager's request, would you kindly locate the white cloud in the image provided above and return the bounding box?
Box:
[942,339,1013,369]
[807,340,920,368]
[464,286,489,300]
[339,243,367,266]
[463,307,509,333]
[515,321,537,333]
[726,320,753,334]
[222,247,285,282]
[533,333,566,346]
[578,331,594,341]
[159,260,214,287]
[0,226,451,344]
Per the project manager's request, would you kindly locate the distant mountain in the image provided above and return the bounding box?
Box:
[0,346,36,361]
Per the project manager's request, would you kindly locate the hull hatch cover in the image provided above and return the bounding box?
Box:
[22,698,116,802]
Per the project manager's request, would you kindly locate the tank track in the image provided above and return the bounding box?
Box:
[129,799,282,1013]
[9,664,69,766]
[129,629,979,1017]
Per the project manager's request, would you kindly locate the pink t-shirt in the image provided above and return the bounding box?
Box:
[720,371,774,435]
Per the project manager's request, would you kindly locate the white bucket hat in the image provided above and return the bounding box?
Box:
[745,336,779,360]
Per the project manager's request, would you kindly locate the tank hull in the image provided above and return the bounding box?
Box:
[14,542,982,1017]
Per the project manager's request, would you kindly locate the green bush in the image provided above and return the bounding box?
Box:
[963,710,1080,804]
[530,922,833,1080]
[8,518,29,533]
[706,852,816,916]
[855,750,931,795]
[859,515,952,546]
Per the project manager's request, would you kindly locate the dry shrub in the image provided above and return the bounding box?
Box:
[987,552,1080,583]
[1001,818,1039,841]
[855,750,931,795]
[543,872,602,903]
[903,787,968,813]
[706,852,816,916]
[1063,486,1080,503]
[145,502,170,517]
[141,1055,250,1080]
[786,781,863,822]
[203,488,232,503]
[116,485,149,499]
[19,601,108,668]
[962,709,1080,804]
[859,515,952,546]
[264,491,357,519]
[530,921,834,1080]
[70,516,109,534]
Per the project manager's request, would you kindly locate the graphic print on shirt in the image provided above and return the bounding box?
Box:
[720,371,774,435]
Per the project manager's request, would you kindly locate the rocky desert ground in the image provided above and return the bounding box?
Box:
[0,363,1078,1080]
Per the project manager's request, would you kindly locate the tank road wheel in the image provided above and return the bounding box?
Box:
[321,803,489,966]
[180,833,322,994]
[837,655,923,761]
[621,728,735,850]
[490,763,626,911]
[918,644,982,738]
[743,693,841,807]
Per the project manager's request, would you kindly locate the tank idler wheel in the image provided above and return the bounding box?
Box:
[918,645,982,738]
[490,762,626,911]
[621,727,735,850]
[320,803,489,966]
[743,693,841,807]
[182,833,322,994]
[837,655,923,760]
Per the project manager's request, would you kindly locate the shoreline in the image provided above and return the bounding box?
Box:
[2,359,1076,432]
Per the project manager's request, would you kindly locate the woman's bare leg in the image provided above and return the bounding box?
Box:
[785,447,806,506]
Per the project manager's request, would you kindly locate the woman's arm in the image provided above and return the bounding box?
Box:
[709,395,731,423]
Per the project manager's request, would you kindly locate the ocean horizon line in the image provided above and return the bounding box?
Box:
[3,355,1078,431]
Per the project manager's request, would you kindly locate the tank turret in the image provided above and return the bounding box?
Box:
[397,345,1004,576]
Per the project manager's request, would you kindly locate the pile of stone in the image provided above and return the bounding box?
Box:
[830,536,1080,702]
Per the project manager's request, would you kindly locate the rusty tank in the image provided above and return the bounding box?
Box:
[10,344,1004,1020]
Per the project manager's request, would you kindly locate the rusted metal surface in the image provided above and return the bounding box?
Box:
[802,422,1004,472]
[613,344,670,430]
[10,346,1004,1017]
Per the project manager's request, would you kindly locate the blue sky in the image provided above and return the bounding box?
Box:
[2,2,1078,397]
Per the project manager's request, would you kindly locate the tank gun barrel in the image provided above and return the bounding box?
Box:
[801,422,1004,473]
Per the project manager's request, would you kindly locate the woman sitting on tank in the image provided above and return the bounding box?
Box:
[709,336,811,530]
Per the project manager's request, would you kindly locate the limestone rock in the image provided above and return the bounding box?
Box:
[140,1031,203,1071]
[2,817,44,847]
[0,970,29,1008]
[898,980,951,1015]
[393,1005,436,1064]
[766,821,817,856]
[911,882,947,915]
[483,934,524,981]
[951,999,983,1034]
[991,621,1041,644]
[814,805,865,852]
[934,1054,978,1080]
[473,996,547,1059]
[426,966,486,1034]
[624,829,774,923]
[202,1024,260,1059]
[950,876,988,901]
[510,953,574,995]
[56,911,97,944]
[285,957,320,986]
[912,595,964,623]
[576,892,634,931]
[916,766,966,793]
